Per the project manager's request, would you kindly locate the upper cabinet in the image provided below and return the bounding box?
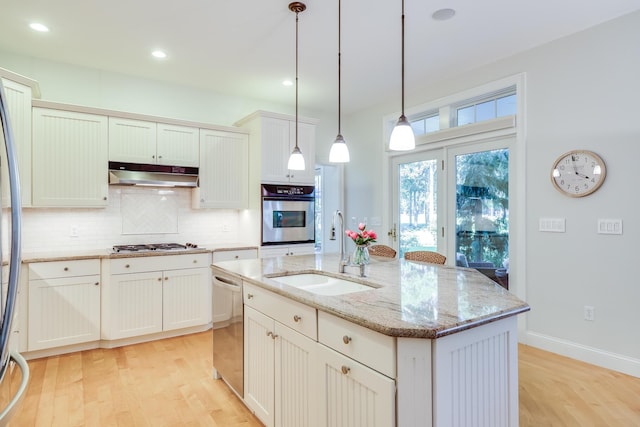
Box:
[1,76,38,207]
[237,111,317,185]
[193,128,249,209]
[109,117,199,167]
[32,107,109,207]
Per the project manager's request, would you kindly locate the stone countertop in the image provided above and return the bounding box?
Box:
[211,254,530,339]
[19,243,258,263]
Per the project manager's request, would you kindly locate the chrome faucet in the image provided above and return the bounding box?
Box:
[330,210,366,277]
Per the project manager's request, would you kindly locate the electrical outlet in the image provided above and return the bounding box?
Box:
[584,305,595,321]
[70,225,79,237]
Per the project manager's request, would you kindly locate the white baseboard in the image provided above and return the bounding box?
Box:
[523,331,640,378]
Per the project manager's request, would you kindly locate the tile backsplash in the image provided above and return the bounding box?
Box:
[15,186,247,252]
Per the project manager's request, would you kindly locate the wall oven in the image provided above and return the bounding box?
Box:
[261,184,315,245]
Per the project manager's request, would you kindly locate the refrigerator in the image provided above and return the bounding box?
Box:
[0,81,29,424]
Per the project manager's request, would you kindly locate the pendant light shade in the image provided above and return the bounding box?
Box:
[287,2,306,171]
[329,0,350,163]
[389,0,415,151]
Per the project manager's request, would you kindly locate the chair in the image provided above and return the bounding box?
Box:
[368,244,397,258]
[404,250,446,265]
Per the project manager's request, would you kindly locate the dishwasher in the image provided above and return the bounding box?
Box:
[212,271,244,397]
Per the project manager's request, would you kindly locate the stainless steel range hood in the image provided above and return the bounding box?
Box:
[108,161,199,187]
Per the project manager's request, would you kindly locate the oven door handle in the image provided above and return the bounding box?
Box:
[262,197,314,202]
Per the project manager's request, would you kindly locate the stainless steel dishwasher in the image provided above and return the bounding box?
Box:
[212,271,244,397]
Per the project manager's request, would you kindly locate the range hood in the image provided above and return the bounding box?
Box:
[108,161,199,187]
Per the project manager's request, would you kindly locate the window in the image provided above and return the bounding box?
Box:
[455,91,516,126]
[409,113,440,136]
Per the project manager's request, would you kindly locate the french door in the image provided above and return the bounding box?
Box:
[391,137,513,286]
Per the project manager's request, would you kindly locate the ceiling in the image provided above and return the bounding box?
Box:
[1,0,639,114]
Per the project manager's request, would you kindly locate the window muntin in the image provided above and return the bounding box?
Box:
[455,92,516,126]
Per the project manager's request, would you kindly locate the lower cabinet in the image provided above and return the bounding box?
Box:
[259,243,315,258]
[243,283,396,427]
[103,253,211,340]
[27,259,101,351]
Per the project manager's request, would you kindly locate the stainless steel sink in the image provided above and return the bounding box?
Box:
[268,272,376,296]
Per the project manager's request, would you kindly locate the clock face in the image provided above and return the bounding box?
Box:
[551,150,606,197]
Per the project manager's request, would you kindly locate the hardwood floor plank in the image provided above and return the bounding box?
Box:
[8,333,640,426]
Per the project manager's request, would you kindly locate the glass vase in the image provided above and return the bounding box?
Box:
[352,244,370,266]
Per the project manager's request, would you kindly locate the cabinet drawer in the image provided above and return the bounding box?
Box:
[318,311,396,379]
[244,283,317,340]
[110,253,211,275]
[29,259,100,280]
[212,249,257,262]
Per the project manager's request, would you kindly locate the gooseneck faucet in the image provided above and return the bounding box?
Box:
[330,210,366,277]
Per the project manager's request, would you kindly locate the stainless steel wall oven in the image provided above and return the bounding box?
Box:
[261,184,315,246]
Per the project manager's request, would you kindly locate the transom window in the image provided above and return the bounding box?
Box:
[454,88,516,126]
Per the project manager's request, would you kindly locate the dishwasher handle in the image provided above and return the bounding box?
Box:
[213,275,242,292]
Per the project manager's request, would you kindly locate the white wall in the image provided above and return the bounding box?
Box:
[342,11,640,376]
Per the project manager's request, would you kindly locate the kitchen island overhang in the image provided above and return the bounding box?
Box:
[211,253,529,427]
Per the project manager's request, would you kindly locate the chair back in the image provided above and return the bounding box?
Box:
[404,250,446,265]
[368,244,397,258]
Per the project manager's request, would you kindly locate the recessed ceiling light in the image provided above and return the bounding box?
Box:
[282,79,293,86]
[432,8,456,21]
[151,50,167,59]
[29,22,49,32]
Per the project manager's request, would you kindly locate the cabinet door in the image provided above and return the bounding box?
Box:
[317,343,396,427]
[32,108,108,207]
[108,117,157,164]
[196,129,249,209]
[108,271,163,339]
[162,267,210,331]
[212,248,258,262]
[28,275,101,351]
[244,306,275,427]
[287,120,316,184]
[156,123,199,167]
[275,322,318,427]
[260,117,291,184]
[1,78,32,207]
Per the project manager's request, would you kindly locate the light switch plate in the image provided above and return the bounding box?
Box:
[539,218,566,232]
[597,218,622,235]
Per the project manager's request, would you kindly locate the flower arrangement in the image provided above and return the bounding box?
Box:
[345,223,377,246]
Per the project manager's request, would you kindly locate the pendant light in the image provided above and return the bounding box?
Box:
[287,2,306,171]
[329,0,350,163]
[389,0,415,151]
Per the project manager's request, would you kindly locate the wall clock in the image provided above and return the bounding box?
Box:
[551,150,606,197]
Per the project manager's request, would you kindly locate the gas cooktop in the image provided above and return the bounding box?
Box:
[112,243,198,253]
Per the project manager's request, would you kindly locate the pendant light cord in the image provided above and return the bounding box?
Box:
[401,0,406,118]
[338,0,342,135]
[295,7,300,150]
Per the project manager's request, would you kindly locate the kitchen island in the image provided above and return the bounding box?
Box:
[211,254,530,427]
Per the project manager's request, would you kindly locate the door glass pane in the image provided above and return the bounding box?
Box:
[398,159,438,257]
[455,149,509,287]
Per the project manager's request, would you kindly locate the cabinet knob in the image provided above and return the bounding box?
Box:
[152,155,156,159]
[103,196,108,201]
[341,366,350,375]
[63,267,69,271]
[247,293,254,299]
[193,259,198,263]
[293,315,301,322]
[94,282,99,286]
[342,335,352,345]
[267,331,278,339]
[158,277,162,282]
[125,264,130,268]
[158,155,163,159]
[235,255,239,259]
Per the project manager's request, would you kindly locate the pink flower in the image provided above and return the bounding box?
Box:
[358,223,366,231]
[344,224,378,245]
[369,231,377,239]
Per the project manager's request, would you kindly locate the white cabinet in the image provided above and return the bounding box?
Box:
[260,243,315,258]
[193,128,249,209]
[317,311,396,427]
[103,253,211,340]
[1,78,33,207]
[244,283,318,427]
[109,117,199,167]
[237,111,317,185]
[27,259,101,351]
[32,107,108,207]
[212,248,258,263]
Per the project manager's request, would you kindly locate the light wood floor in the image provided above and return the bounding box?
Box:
[8,332,640,426]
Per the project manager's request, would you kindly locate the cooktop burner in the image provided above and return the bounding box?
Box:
[112,243,198,253]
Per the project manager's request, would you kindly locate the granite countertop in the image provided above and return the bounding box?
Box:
[19,243,258,263]
[211,254,530,339]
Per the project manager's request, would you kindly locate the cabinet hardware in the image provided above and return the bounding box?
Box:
[125,264,130,268]
[247,293,254,299]
[267,331,273,337]
[157,277,162,281]
[94,282,99,286]
[63,267,69,271]
[103,196,107,201]
[342,335,352,344]
[234,255,239,259]
[293,315,301,322]
[193,260,197,263]
[341,366,350,375]
[266,331,278,339]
